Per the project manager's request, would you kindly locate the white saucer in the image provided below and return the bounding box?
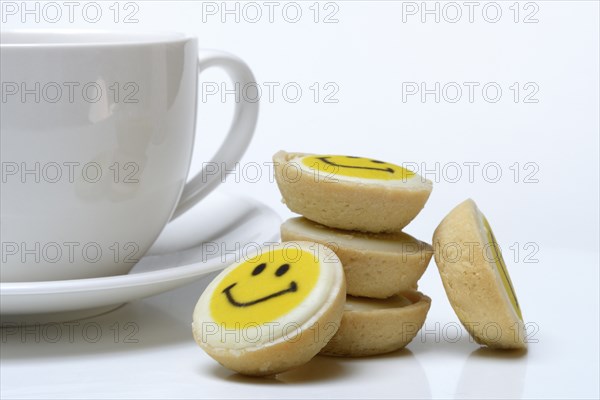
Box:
[0,191,281,322]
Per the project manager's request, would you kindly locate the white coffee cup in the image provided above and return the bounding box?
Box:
[0,31,259,282]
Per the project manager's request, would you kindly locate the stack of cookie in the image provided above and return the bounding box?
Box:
[274,151,434,356]
[191,152,527,376]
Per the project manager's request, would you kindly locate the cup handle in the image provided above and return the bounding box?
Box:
[170,50,259,221]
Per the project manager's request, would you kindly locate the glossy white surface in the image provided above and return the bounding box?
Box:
[0,248,597,399]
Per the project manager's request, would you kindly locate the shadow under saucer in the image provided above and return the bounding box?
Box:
[0,274,221,360]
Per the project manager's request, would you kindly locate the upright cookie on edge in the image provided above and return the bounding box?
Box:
[273,151,433,232]
[281,217,433,298]
[192,242,346,376]
[433,199,526,349]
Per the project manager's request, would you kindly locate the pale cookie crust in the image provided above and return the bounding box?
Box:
[192,242,346,376]
[281,217,433,298]
[273,151,433,233]
[320,291,431,357]
[433,199,526,350]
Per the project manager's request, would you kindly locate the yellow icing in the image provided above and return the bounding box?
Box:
[210,248,320,329]
[483,216,523,320]
[301,155,415,181]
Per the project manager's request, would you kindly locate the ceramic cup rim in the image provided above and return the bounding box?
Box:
[0,29,194,48]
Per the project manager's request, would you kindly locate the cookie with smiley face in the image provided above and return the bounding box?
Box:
[320,291,431,357]
[192,241,346,376]
[433,199,526,349]
[280,217,433,298]
[273,151,432,232]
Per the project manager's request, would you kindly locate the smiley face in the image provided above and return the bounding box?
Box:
[210,247,320,329]
[192,241,346,374]
[482,216,523,320]
[301,155,416,181]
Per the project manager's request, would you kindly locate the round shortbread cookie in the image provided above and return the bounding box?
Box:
[320,291,431,357]
[281,217,433,298]
[192,242,346,376]
[273,151,433,233]
[432,199,526,350]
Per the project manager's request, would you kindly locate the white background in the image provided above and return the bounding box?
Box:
[1,1,599,399]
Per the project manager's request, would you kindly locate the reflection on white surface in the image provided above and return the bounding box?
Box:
[207,356,351,385]
[0,272,432,399]
[0,300,192,360]
[204,348,431,398]
[455,348,527,399]
[315,350,431,399]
